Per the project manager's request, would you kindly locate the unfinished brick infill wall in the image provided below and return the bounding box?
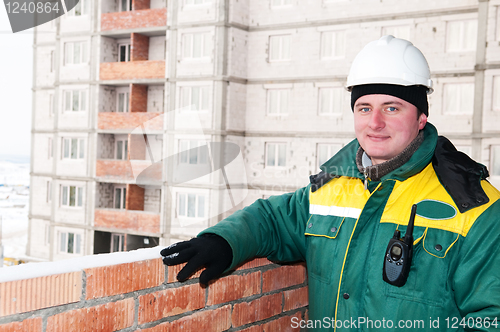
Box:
[0,251,308,332]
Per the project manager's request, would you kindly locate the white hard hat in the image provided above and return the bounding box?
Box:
[346,35,433,94]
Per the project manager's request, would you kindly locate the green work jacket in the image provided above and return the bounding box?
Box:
[200,123,500,331]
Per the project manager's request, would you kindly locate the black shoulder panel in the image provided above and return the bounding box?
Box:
[309,171,339,193]
[432,136,489,213]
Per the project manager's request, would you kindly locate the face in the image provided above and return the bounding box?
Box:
[353,94,427,165]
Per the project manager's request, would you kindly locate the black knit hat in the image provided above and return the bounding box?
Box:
[350,84,429,116]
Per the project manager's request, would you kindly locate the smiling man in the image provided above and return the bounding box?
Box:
[161,36,500,331]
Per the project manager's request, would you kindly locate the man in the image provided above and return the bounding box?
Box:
[161,36,500,331]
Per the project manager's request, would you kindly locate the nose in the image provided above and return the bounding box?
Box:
[368,108,385,130]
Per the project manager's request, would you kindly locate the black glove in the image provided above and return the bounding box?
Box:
[160,234,233,286]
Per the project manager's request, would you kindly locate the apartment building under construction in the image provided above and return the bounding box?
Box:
[28,0,500,261]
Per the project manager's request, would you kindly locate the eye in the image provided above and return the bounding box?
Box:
[358,107,370,113]
[386,107,398,112]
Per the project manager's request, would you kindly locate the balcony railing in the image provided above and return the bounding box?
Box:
[96,160,162,183]
[98,112,163,131]
[100,61,165,81]
[94,208,160,233]
[101,8,167,31]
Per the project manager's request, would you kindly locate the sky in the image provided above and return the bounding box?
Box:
[0,4,34,159]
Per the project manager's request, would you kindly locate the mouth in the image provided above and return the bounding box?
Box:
[367,134,390,142]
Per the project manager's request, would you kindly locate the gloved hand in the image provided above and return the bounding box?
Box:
[160,234,233,286]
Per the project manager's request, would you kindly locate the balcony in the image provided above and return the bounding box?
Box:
[100,60,165,80]
[98,112,163,131]
[96,160,162,183]
[101,8,167,32]
[94,208,160,233]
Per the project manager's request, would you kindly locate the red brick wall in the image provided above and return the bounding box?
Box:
[100,61,166,80]
[126,184,145,211]
[97,112,163,131]
[130,84,148,113]
[0,257,308,332]
[132,0,151,12]
[101,8,166,31]
[129,134,147,160]
[94,208,160,233]
[131,33,150,62]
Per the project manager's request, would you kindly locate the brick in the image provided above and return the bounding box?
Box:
[207,272,261,306]
[101,8,166,31]
[95,160,163,183]
[236,258,272,271]
[99,61,166,80]
[283,286,308,311]
[232,293,282,327]
[46,298,134,332]
[94,208,160,233]
[130,84,148,113]
[261,312,302,332]
[131,34,150,62]
[138,284,205,324]
[126,184,145,211]
[132,0,150,11]
[0,273,81,317]
[167,263,203,283]
[129,134,147,160]
[97,112,163,131]
[0,317,42,332]
[262,264,306,293]
[85,258,164,299]
[138,305,231,332]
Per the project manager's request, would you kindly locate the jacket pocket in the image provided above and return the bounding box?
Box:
[305,215,348,284]
[384,226,459,307]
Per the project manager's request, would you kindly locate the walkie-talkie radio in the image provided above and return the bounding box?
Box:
[383,204,417,287]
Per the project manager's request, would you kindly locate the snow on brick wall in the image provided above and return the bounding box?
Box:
[0,250,308,332]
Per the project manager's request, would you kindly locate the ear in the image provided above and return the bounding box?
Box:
[418,113,427,130]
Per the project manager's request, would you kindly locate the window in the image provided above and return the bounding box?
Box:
[266,143,286,168]
[67,0,88,16]
[318,87,343,115]
[496,7,500,41]
[61,185,84,207]
[47,180,52,203]
[446,20,477,52]
[180,86,210,111]
[182,32,212,59]
[267,89,289,115]
[45,224,51,245]
[64,90,87,112]
[271,0,292,7]
[111,234,125,252]
[117,91,130,112]
[382,25,411,41]
[492,145,500,176]
[64,41,88,65]
[493,76,500,111]
[177,193,206,218]
[119,44,131,62]
[317,144,342,167]
[120,0,132,11]
[49,93,54,116]
[48,137,53,159]
[114,186,127,209]
[50,50,55,72]
[443,83,474,114]
[321,31,345,59]
[62,138,85,159]
[116,139,128,160]
[179,140,208,165]
[269,35,291,61]
[59,231,81,254]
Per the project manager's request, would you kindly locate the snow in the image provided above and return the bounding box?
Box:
[0,161,30,262]
[0,246,163,283]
